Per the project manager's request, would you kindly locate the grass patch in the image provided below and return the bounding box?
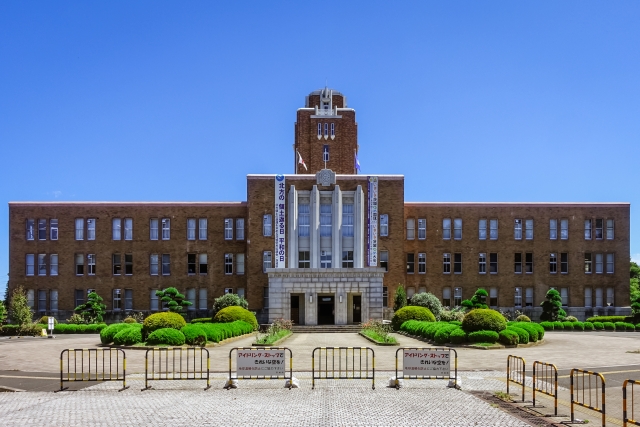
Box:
[361,328,398,344]
[494,391,513,401]
[472,342,497,347]
[255,329,291,345]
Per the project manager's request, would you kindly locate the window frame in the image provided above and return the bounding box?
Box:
[342,251,354,268]
[595,218,603,240]
[453,218,462,240]
[453,253,462,274]
[263,214,272,237]
[87,218,96,241]
[161,218,170,240]
[124,218,133,240]
[113,289,122,311]
[584,219,592,240]
[525,219,533,240]
[606,219,614,240]
[263,251,272,272]
[187,218,196,241]
[75,218,84,240]
[406,218,415,240]
[161,254,171,276]
[26,219,35,240]
[418,253,426,274]
[50,254,58,276]
[489,219,498,240]
[236,218,245,241]
[549,253,557,274]
[560,252,568,274]
[298,251,310,268]
[478,219,487,240]
[380,250,389,272]
[478,253,486,274]
[112,218,122,240]
[224,219,233,240]
[406,253,415,274]
[50,219,58,240]
[514,287,522,308]
[87,254,96,276]
[199,218,208,240]
[549,219,557,240]
[442,218,451,240]
[150,254,159,276]
[560,218,568,240]
[236,253,245,275]
[38,254,47,276]
[584,253,592,274]
[442,253,451,274]
[418,219,426,240]
[514,219,522,240]
[514,253,522,274]
[224,253,233,275]
[525,252,533,273]
[150,218,159,240]
[75,253,84,275]
[38,219,47,240]
[113,253,121,276]
[26,254,35,276]
[380,214,389,237]
[489,253,498,274]
[606,253,614,274]
[199,253,208,275]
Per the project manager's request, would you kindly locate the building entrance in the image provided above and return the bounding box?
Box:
[352,295,362,323]
[290,295,300,324]
[318,296,335,325]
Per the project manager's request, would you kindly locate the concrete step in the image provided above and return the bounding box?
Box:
[291,325,362,333]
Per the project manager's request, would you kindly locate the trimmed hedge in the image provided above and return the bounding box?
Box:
[553,321,564,330]
[507,326,529,344]
[462,309,506,333]
[512,322,542,342]
[113,325,143,346]
[213,307,259,331]
[540,321,554,331]
[562,321,574,331]
[143,312,187,336]
[448,320,462,326]
[468,330,499,344]
[199,320,253,343]
[593,322,604,330]
[587,316,627,323]
[573,321,585,331]
[449,328,467,344]
[391,306,436,331]
[515,315,531,322]
[190,318,212,324]
[499,329,519,346]
[584,322,595,331]
[180,324,207,346]
[603,322,615,331]
[146,328,186,346]
[100,323,135,344]
[434,324,459,345]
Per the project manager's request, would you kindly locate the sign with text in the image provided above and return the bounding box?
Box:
[402,350,451,377]
[367,176,378,266]
[237,350,286,376]
[48,317,55,330]
[275,175,286,268]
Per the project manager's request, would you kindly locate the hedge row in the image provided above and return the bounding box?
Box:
[1,323,108,336]
[586,316,631,323]
[400,320,543,346]
[540,320,638,332]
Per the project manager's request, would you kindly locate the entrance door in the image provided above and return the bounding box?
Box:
[318,296,335,325]
[352,295,362,323]
[290,295,299,324]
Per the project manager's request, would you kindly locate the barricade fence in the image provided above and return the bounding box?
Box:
[312,347,375,390]
[623,379,640,427]
[394,347,458,389]
[226,347,293,389]
[507,355,526,402]
[531,361,558,416]
[571,368,606,427]
[58,348,128,392]
[142,347,210,391]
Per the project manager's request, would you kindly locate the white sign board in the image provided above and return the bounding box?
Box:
[48,317,55,330]
[275,174,286,268]
[402,350,450,377]
[367,176,378,266]
[237,350,286,376]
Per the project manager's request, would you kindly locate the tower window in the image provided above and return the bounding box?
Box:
[324,123,328,137]
[330,123,335,138]
[317,123,321,139]
[323,145,329,162]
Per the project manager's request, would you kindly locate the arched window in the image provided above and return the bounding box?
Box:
[317,123,322,139]
[324,123,329,137]
[330,123,335,139]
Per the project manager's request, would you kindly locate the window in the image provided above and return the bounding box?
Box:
[224,288,233,294]
[26,219,35,240]
[525,287,533,307]
[525,252,533,273]
[50,219,58,240]
[342,251,354,268]
[383,287,388,307]
[323,145,329,162]
[150,290,159,311]
[490,219,498,240]
[380,214,389,236]
[298,251,310,268]
[489,253,498,273]
[298,204,310,237]
[561,253,568,274]
[606,219,614,240]
[514,253,522,274]
[113,289,122,310]
[442,218,451,240]
[525,219,533,240]
[454,218,462,240]
[607,288,614,306]
[595,253,603,274]
[320,251,331,268]
[25,254,34,276]
[199,218,207,240]
[199,289,207,310]
[87,254,96,276]
[236,219,245,240]
[324,123,329,137]
[478,219,487,240]
[442,288,451,306]
[76,254,84,275]
[584,253,592,273]
[489,288,498,307]
[320,204,332,237]
[263,287,269,309]
[87,219,95,240]
[595,288,603,307]
[188,254,196,274]
[550,219,557,240]
[560,219,568,240]
[417,219,426,239]
[75,218,84,240]
[223,219,232,240]
[560,288,568,307]
[37,290,47,313]
[263,251,272,272]
[406,219,415,240]
[331,123,335,137]
[75,290,84,309]
[342,204,354,237]
[418,253,426,274]
[606,253,614,273]
[48,290,58,312]
[380,250,388,271]
[50,254,58,276]
[549,253,557,273]
[514,287,522,308]
[595,219,603,239]
[24,289,35,309]
[317,123,322,138]
[150,219,158,240]
[443,253,451,274]
[162,254,171,275]
[478,253,486,274]
[161,218,170,240]
[454,287,462,306]
[38,254,46,276]
[123,253,132,275]
[263,214,272,237]
[199,254,208,274]
[237,254,245,275]
[113,253,121,275]
[124,218,132,240]
[584,219,592,240]
[584,288,592,308]
[112,218,121,240]
[514,219,522,240]
[224,254,233,274]
[187,219,196,240]
[150,254,159,275]
[125,289,133,311]
[186,288,196,310]
[406,253,415,274]
[38,219,47,240]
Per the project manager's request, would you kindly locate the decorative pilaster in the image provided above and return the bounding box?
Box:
[354,185,364,268]
[332,185,342,269]
[288,185,298,268]
[310,185,320,268]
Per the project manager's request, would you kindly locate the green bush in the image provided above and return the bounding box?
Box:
[562,321,574,331]
[391,306,435,331]
[448,320,462,326]
[468,330,499,344]
[587,316,626,323]
[515,315,531,322]
[409,292,443,320]
[143,312,187,336]
[626,323,636,331]
[212,293,249,316]
[434,324,459,344]
[462,309,507,333]
[449,328,467,344]
[584,322,594,331]
[213,306,259,330]
[113,325,143,346]
[603,322,615,331]
[553,321,564,330]
[564,316,578,322]
[499,329,519,346]
[636,323,640,330]
[180,324,207,346]
[38,316,57,325]
[0,325,20,336]
[593,322,604,330]
[100,323,135,344]
[512,322,540,342]
[198,320,253,343]
[573,321,585,331]
[190,318,212,324]
[123,317,137,324]
[146,328,186,346]
[540,321,554,331]
[507,326,530,344]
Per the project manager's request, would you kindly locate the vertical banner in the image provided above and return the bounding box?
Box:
[275,175,286,268]
[367,176,378,266]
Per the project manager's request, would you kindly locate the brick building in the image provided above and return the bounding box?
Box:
[7,88,631,323]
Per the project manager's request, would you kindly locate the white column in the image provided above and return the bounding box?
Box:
[310,185,320,268]
[354,185,365,268]
[332,185,342,269]
[288,185,298,268]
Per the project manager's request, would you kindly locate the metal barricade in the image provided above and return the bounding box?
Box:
[226,347,293,389]
[570,368,606,426]
[311,347,375,390]
[58,348,128,392]
[623,379,640,426]
[142,347,210,391]
[532,361,558,416]
[394,347,458,389]
[507,355,526,402]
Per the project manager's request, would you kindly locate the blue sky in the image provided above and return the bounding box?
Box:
[1,1,639,297]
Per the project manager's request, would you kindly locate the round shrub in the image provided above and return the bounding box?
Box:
[100,323,134,344]
[113,325,143,346]
[515,315,531,323]
[507,326,530,344]
[593,322,604,330]
[565,316,578,322]
[180,324,207,346]
[499,329,519,346]
[584,322,594,331]
[146,328,186,346]
[540,321,554,331]
[410,292,443,320]
[391,306,435,331]
[212,293,249,316]
[123,317,137,324]
[562,321,574,331]
[603,322,615,331]
[449,328,467,344]
[213,306,259,330]
[573,321,585,331]
[143,312,187,336]
[636,323,640,331]
[434,324,459,344]
[615,321,627,331]
[468,330,499,344]
[462,309,507,333]
[626,323,636,331]
[513,323,539,342]
[553,321,564,330]
[39,316,58,325]
[449,320,462,326]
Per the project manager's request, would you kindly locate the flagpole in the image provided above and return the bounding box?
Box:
[354,149,356,174]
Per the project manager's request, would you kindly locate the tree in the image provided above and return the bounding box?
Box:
[410,292,443,320]
[631,260,640,302]
[156,287,192,313]
[9,286,33,326]
[393,284,407,311]
[461,288,489,310]
[0,301,6,324]
[540,289,565,322]
[212,293,248,316]
[75,291,107,323]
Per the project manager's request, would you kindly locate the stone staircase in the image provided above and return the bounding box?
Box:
[291,325,361,333]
